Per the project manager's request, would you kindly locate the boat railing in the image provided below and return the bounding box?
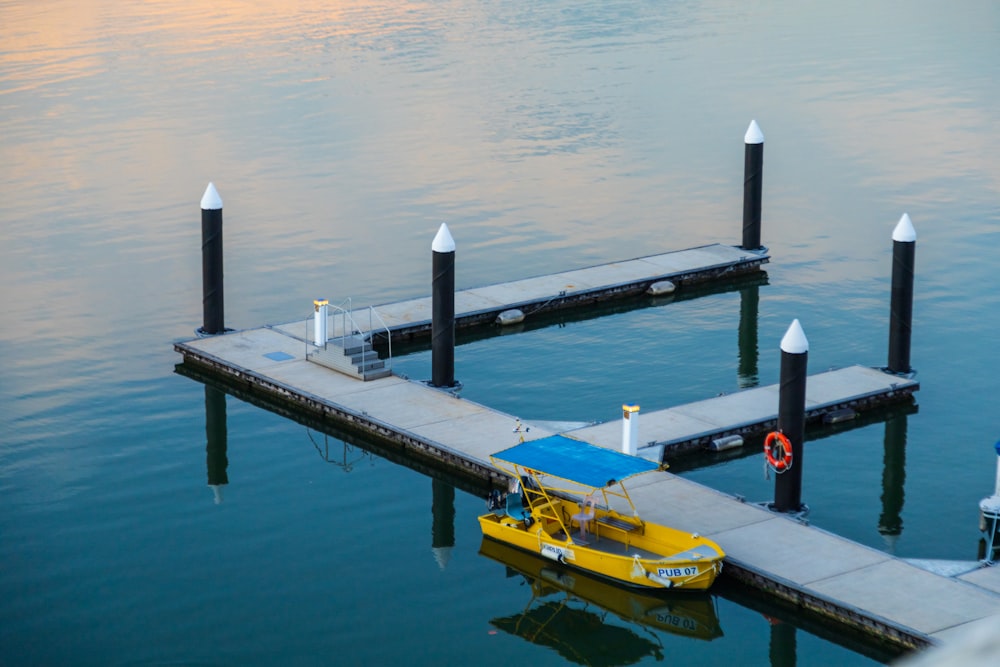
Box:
[523,485,569,530]
[521,472,639,519]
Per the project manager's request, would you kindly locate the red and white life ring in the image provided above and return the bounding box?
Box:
[764,431,793,472]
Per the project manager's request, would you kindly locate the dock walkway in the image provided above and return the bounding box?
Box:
[573,364,919,456]
[270,243,767,341]
[175,325,997,649]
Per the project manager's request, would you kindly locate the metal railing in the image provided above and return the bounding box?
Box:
[307,297,391,374]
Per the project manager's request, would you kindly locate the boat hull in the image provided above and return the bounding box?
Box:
[478,508,724,591]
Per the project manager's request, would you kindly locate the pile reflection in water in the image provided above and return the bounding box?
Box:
[480,537,723,665]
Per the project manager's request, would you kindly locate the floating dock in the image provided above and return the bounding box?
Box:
[174,246,998,652]
[574,365,919,457]
[269,243,768,341]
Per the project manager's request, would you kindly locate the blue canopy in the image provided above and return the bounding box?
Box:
[491,434,660,488]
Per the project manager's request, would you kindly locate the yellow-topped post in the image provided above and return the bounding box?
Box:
[313,299,329,347]
[622,404,640,455]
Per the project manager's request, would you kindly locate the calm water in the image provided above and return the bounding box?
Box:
[3,1,999,665]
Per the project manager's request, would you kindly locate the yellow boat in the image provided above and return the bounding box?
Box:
[479,434,725,591]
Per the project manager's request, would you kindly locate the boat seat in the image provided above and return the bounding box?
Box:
[505,492,529,521]
[597,515,639,532]
[571,494,597,540]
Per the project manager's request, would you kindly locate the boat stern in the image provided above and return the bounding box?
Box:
[638,539,726,591]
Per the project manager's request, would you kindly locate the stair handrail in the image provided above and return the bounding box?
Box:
[366,305,392,373]
[302,298,392,376]
[327,302,360,350]
[332,296,352,349]
[309,299,390,375]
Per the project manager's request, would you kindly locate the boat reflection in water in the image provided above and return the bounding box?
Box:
[480,537,723,663]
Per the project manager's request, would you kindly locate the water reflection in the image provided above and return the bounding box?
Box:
[769,620,797,667]
[204,385,229,504]
[431,479,455,570]
[737,283,760,389]
[878,413,907,551]
[480,537,722,665]
[308,430,372,472]
[491,603,662,665]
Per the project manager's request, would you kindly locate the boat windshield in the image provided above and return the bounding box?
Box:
[490,435,661,489]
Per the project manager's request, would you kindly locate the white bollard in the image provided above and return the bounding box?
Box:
[313,299,329,347]
[622,404,639,455]
[994,440,1000,497]
[978,440,1000,563]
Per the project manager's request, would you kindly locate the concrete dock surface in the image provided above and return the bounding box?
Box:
[269,243,768,341]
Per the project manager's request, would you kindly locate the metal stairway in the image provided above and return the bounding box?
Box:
[308,335,391,380]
